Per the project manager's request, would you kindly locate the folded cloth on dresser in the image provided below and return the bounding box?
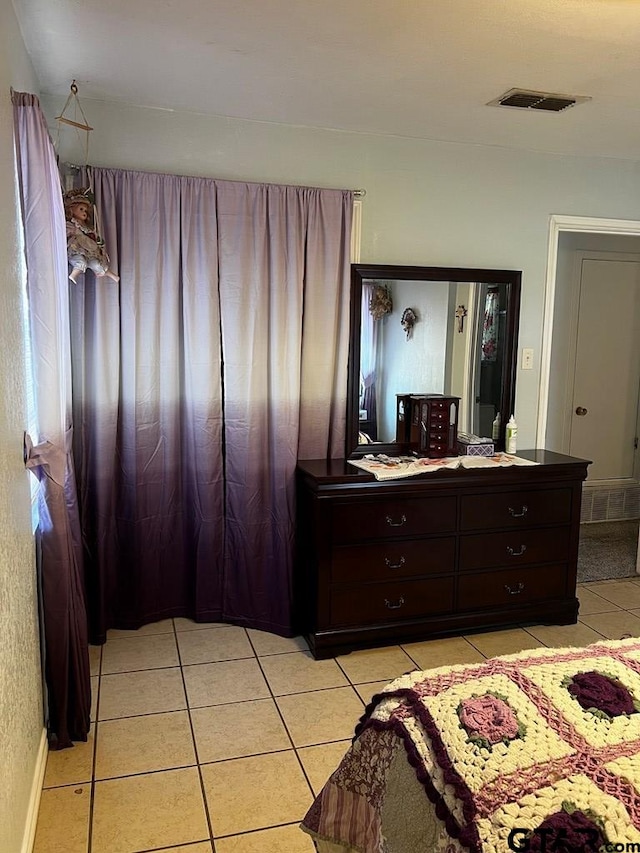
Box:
[301,638,640,853]
[348,453,539,481]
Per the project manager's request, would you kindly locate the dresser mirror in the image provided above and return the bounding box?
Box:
[346,264,522,458]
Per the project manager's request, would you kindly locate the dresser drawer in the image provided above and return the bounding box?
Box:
[429,410,449,426]
[460,488,572,531]
[458,564,567,610]
[331,537,455,584]
[459,527,571,571]
[332,496,456,544]
[329,577,454,627]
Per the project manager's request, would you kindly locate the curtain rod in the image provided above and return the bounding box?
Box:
[63,163,367,198]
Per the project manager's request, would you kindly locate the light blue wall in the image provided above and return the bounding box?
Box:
[41,92,640,449]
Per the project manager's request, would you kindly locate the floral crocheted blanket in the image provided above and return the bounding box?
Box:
[301,639,640,853]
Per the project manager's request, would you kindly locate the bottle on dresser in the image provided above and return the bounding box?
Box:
[505,414,518,454]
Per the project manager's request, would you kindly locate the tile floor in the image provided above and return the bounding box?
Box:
[33,578,640,853]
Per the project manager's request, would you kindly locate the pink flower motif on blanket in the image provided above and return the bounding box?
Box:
[458,694,520,746]
[565,671,637,719]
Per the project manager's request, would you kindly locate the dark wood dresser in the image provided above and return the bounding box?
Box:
[295,450,589,659]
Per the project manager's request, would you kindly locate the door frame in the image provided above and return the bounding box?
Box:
[537,215,640,448]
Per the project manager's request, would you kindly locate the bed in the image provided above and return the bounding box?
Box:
[300,638,640,853]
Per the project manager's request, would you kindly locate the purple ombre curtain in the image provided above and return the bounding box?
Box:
[13,92,91,749]
[71,167,352,640]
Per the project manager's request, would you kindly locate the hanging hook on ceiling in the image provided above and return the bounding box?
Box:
[55,80,95,193]
[55,79,93,132]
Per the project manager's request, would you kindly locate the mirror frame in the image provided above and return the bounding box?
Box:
[346,263,522,458]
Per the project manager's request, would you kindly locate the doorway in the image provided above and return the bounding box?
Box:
[539,216,640,577]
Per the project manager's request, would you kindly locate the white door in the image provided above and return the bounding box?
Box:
[568,256,640,483]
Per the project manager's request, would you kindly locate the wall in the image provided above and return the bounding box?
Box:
[0,1,44,850]
[40,93,640,450]
[377,280,450,440]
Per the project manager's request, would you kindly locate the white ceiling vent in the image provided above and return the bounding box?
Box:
[488,88,591,113]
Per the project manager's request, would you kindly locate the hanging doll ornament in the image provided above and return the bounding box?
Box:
[55,82,119,283]
[63,188,119,283]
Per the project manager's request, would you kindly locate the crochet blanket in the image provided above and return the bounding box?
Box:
[301,639,640,853]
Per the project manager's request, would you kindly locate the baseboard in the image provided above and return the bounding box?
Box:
[20,727,47,853]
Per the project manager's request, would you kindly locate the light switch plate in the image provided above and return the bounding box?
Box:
[522,347,534,370]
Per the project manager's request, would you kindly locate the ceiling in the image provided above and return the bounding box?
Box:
[12,0,640,160]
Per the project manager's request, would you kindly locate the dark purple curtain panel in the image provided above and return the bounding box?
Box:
[71,170,225,641]
[71,168,352,640]
[13,92,91,749]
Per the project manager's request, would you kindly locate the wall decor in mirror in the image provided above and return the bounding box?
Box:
[346,264,522,458]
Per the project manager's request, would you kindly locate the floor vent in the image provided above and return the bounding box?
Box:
[488,88,591,113]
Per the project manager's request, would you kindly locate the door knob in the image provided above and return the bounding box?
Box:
[575,406,588,416]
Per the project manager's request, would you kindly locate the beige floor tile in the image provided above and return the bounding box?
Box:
[92,767,209,853]
[91,675,99,721]
[43,726,95,788]
[353,680,393,704]
[95,710,196,779]
[175,617,228,631]
[576,586,621,616]
[89,643,102,676]
[99,667,186,720]
[107,618,175,639]
[101,633,179,674]
[183,658,270,708]
[260,651,350,695]
[464,627,545,658]
[336,645,417,685]
[402,635,486,671]
[247,628,309,656]
[215,823,315,852]
[524,622,605,648]
[153,846,213,853]
[584,581,640,609]
[33,785,90,853]
[177,625,254,664]
[297,740,351,794]
[579,610,640,640]
[192,698,291,763]
[201,751,312,836]
[277,686,363,747]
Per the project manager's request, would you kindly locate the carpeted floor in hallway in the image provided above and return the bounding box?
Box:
[577,519,639,582]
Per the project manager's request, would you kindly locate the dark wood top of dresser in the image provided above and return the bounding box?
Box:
[297,450,590,493]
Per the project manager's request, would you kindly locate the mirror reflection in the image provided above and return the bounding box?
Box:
[347,265,521,458]
[359,279,510,442]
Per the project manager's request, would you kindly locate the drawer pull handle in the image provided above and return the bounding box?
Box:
[385,514,407,527]
[505,582,525,595]
[384,596,405,610]
[384,556,406,569]
[508,505,528,518]
[507,544,527,557]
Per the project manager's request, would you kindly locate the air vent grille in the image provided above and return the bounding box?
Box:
[488,88,591,113]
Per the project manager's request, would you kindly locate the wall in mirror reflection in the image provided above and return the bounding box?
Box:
[360,279,508,443]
